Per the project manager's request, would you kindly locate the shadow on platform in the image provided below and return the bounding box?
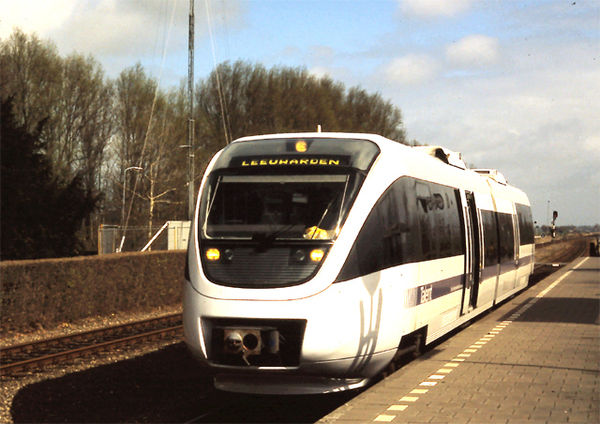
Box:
[501,297,599,325]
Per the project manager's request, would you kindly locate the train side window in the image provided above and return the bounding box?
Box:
[454,189,467,254]
[336,177,465,282]
[354,200,385,277]
[516,204,534,245]
[337,177,417,281]
[380,190,399,268]
[481,210,499,266]
[415,182,433,260]
[497,213,515,263]
[415,182,464,261]
[387,178,420,265]
[431,185,464,258]
[336,195,385,281]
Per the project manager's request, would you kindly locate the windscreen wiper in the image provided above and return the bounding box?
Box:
[309,175,350,239]
[252,224,295,251]
[202,176,222,234]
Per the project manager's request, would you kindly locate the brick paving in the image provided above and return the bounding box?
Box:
[320,256,599,423]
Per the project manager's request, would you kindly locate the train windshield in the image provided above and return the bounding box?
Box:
[202,173,359,241]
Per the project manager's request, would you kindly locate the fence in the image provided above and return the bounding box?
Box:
[98,221,190,254]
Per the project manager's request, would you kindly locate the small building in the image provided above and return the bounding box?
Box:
[167,221,191,250]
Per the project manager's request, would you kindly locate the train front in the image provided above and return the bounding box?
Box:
[183,135,386,394]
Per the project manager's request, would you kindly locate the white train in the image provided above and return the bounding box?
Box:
[183,132,535,394]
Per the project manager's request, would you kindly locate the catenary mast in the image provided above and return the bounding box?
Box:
[187,0,195,221]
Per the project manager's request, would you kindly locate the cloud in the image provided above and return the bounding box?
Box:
[308,65,356,86]
[1,0,246,71]
[399,0,476,18]
[394,52,600,224]
[446,35,499,67]
[53,1,164,56]
[383,54,439,85]
[309,66,332,80]
[53,1,245,56]
[0,0,77,39]
[582,135,600,155]
[309,45,335,64]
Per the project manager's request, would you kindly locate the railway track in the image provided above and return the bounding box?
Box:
[529,236,590,285]
[0,313,182,375]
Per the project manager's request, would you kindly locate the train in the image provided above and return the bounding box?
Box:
[183,132,535,394]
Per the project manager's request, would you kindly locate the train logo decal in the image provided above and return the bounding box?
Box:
[419,285,433,304]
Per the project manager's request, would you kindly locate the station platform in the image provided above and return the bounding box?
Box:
[320,256,600,423]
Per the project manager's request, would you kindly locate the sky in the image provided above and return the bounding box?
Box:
[1,0,599,226]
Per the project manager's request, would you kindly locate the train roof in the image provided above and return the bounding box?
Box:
[230,132,528,205]
[233,131,398,146]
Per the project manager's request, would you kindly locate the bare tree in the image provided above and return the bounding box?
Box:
[2,33,409,255]
[196,61,407,151]
[111,65,188,248]
[139,90,187,241]
[0,29,62,133]
[1,30,115,250]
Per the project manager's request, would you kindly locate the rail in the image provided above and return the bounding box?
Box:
[1,314,182,374]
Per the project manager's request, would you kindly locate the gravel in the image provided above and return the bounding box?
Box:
[1,305,184,423]
[0,305,182,349]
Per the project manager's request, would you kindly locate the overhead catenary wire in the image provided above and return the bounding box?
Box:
[122,0,178,239]
[205,0,231,144]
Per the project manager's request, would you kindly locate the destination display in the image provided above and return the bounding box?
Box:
[231,155,349,167]
[211,137,381,173]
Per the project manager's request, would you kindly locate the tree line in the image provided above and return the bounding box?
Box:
[0,29,407,260]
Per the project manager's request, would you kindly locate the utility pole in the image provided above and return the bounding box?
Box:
[118,166,143,252]
[187,0,195,221]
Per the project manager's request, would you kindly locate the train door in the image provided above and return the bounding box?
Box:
[461,191,481,314]
[511,204,521,289]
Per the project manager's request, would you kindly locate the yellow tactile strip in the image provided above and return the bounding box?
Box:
[372,326,504,422]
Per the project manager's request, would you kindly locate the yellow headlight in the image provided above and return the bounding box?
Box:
[310,249,325,262]
[295,140,308,152]
[206,248,220,261]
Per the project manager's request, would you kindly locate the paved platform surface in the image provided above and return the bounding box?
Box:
[320,256,600,423]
